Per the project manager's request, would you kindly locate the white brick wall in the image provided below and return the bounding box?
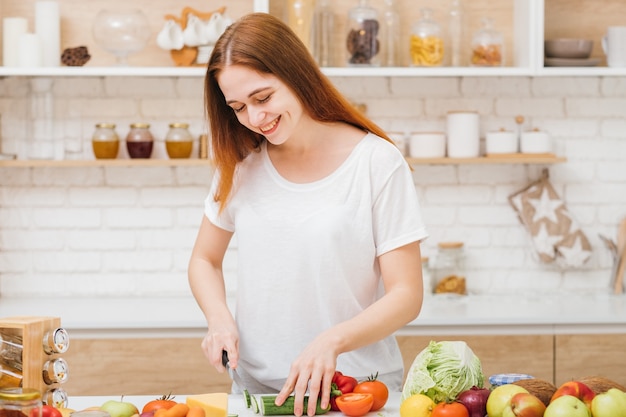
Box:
[0,75,624,298]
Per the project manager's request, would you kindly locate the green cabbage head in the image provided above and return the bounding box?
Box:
[401,340,484,403]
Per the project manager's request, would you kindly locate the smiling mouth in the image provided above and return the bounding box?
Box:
[260,116,280,133]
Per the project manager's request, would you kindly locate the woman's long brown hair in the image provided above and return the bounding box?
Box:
[205,12,393,213]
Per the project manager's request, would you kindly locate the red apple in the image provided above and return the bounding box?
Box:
[550,381,595,408]
[507,392,546,417]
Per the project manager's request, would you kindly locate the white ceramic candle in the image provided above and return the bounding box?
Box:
[3,17,28,67]
[35,1,61,66]
[409,132,446,158]
[18,33,42,67]
[446,111,480,158]
[486,130,518,154]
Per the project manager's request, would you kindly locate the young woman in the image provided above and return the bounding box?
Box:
[188,12,427,417]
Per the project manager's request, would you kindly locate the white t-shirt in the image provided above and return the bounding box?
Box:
[205,133,427,392]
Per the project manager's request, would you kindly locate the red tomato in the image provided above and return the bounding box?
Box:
[142,394,177,413]
[353,374,389,411]
[30,405,63,417]
[335,393,374,417]
[432,402,469,417]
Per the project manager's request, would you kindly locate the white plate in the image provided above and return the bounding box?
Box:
[544,57,601,67]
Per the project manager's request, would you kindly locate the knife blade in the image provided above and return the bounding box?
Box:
[221,350,247,393]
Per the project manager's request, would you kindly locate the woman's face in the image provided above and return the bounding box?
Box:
[217,65,304,146]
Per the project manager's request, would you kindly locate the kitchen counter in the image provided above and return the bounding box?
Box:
[1,293,625,338]
[67,393,403,417]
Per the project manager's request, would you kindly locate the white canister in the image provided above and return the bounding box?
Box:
[387,131,408,156]
[409,131,446,158]
[446,111,480,158]
[520,129,552,154]
[486,129,518,154]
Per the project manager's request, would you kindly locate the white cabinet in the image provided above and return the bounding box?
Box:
[0,0,622,78]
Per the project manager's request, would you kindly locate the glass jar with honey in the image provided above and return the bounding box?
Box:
[126,123,154,159]
[0,388,42,417]
[165,123,193,159]
[91,123,119,159]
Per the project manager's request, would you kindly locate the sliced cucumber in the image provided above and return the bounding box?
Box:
[251,394,260,414]
[243,390,252,409]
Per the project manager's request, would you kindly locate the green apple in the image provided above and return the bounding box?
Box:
[590,388,626,417]
[544,395,591,417]
[100,398,139,417]
[486,384,529,417]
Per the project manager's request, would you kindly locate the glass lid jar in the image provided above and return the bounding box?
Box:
[409,8,444,67]
[345,0,381,66]
[471,17,504,66]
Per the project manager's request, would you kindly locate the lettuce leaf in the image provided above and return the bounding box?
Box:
[401,340,484,403]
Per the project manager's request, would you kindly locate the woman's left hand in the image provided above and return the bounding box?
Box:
[274,333,338,417]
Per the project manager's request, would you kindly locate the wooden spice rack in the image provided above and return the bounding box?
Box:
[0,316,68,403]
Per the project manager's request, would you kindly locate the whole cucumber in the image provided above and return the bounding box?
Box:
[258,395,330,416]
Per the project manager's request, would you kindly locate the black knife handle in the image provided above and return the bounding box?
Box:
[221,349,229,368]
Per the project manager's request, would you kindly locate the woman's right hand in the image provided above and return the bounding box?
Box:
[201,323,240,372]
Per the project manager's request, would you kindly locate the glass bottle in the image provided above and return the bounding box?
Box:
[345,0,381,66]
[0,388,42,417]
[381,0,400,67]
[0,365,22,389]
[287,0,315,52]
[91,123,120,159]
[125,123,154,159]
[421,256,433,297]
[410,8,444,67]
[0,332,22,370]
[27,78,56,160]
[165,122,193,159]
[311,0,334,67]
[432,242,467,295]
[471,17,504,67]
[448,0,463,66]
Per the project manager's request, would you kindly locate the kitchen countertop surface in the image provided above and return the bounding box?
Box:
[67,393,402,417]
[1,293,625,337]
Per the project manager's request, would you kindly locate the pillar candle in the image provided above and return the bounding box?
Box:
[18,33,42,67]
[3,17,28,66]
[35,1,60,66]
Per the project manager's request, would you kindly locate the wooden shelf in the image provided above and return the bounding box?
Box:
[406,154,567,165]
[0,158,212,168]
[0,155,565,168]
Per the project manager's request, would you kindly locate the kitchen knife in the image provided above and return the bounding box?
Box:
[222,350,248,393]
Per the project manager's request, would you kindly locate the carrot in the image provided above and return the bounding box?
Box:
[186,406,206,417]
[163,403,190,417]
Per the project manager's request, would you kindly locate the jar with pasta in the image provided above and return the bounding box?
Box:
[409,8,444,67]
[470,17,504,66]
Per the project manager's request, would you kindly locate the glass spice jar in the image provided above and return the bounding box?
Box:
[165,123,193,159]
[0,388,42,417]
[471,17,504,66]
[91,123,120,159]
[345,0,381,66]
[432,241,467,295]
[126,123,154,159]
[410,8,444,67]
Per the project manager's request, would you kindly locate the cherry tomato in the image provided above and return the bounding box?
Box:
[335,393,374,417]
[30,405,63,417]
[353,373,389,411]
[142,394,177,413]
[431,401,469,417]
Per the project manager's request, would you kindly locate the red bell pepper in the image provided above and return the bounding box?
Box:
[330,370,358,411]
